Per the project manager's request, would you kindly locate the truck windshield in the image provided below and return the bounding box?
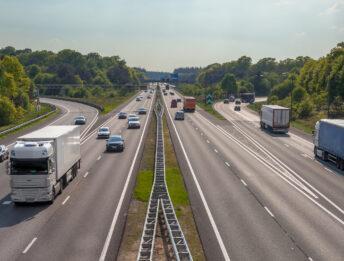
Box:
[11,158,48,175]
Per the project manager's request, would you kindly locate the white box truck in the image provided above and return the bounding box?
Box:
[260,105,290,133]
[314,119,344,170]
[9,126,81,204]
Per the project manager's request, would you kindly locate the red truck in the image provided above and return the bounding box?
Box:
[183,96,196,112]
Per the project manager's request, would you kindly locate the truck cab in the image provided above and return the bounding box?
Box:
[10,141,58,203]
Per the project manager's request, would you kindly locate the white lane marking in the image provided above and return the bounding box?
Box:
[62,196,70,205]
[325,167,333,173]
[201,132,204,136]
[2,200,11,205]
[308,257,314,261]
[214,149,218,154]
[163,94,231,261]
[225,162,230,167]
[264,207,275,218]
[99,95,153,261]
[97,155,102,161]
[284,143,289,147]
[83,172,89,178]
[197,113,344,226]
[301,153,313,159]
[206,140,210,144]
[22,237,37,254]
[241,179,248,186]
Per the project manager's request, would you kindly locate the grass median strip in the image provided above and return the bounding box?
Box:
[197,102,225,120]
[117,113,156,260]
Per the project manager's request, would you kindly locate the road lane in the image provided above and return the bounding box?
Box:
[163,90,344,260]
[0,91,153,261]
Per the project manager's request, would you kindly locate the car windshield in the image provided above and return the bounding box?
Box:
[100,128,109,132]
[109,136,122,142]
[11,158,48,175]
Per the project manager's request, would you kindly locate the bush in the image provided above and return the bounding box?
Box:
[292,86,307,103]
[0,96,17,125]
[297,99,314,118]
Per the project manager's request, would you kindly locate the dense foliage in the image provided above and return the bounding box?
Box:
[0,55,34,125]
[0,47,142,94]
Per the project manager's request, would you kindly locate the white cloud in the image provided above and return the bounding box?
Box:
[321,0,344,15]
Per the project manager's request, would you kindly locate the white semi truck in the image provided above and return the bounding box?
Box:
[260,105,290,133]
[9,126,81,204]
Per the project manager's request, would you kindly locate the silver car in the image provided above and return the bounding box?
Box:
[97,127,111,139]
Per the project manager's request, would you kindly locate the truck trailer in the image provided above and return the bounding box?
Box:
[183,96,196,112]
[314,119,344,170]
[260,105,290,133]
[9,126,81,204]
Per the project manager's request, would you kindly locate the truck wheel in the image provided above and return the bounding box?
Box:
[49,188,56,204]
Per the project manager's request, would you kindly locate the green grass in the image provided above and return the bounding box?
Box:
[0,104,58,139]
[133,113,156,202]
[247,101,266,113]
[197,102,225,120]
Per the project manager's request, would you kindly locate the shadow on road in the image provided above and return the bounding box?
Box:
[0,194,48,228]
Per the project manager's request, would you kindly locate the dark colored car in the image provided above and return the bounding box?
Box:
[74,116,86,125]
[106,135,125,152]
[0,145,9,162]
[235,99,241,105]
[118,112,127,119]
[175,111,185,120]
[138,108,147,114]
[176,98,182,103]
[170,91,175,95]
[171,99,177,108]
[224,99,229,104]
[164,92,168,96]
[234,105,241,111]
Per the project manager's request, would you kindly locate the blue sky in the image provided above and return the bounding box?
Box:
[0,0,343,71]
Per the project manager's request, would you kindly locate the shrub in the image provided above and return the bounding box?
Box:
[292,86,307,103]
[297,99,314,118]
[0,96,16,125]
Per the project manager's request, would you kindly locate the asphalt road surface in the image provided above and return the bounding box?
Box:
[163,89,344,261]
[0,91,154,261]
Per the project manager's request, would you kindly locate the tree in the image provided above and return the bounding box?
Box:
[292,86,307,103]
[220,73,238,96]
[0,96,16,125]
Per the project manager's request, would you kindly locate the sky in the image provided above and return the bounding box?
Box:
[0,0,343,71]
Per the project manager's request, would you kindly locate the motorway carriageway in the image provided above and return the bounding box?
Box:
[163,90,344,261]
[0,91,154,261]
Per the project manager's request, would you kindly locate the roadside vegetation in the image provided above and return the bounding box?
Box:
[176,42,343,134]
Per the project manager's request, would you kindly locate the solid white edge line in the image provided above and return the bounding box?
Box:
[163,94,231,261]
[325,167,333,173]
[241,179,247,186]
[264,206,275,218]
[99,95,153,261]
[22,237,37,254]
[62,196,70,205]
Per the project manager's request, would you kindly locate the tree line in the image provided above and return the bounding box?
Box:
[178,42,344,119]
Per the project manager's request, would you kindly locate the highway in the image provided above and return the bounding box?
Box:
[162,89,344,261]
[0,91,154,261]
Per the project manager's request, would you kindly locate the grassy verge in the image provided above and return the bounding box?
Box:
[247,101,266,113]
[86,91,137,114]
[197,102,225,120]
[163,115,205,261]
[0,104,59,139]
[117,113,156,260]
